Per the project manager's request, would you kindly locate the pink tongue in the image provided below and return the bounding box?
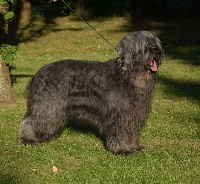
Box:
[150,61,158,72]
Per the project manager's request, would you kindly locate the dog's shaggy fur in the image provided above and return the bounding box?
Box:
[18,31,163,154]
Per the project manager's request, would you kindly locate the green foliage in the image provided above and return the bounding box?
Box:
[0,0,16,66]
[0,0,14,19]
[4,11,14,20]
[0,44,17,66]
[0,0,15,5]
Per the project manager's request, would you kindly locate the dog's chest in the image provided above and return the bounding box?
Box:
[132,72,155,89]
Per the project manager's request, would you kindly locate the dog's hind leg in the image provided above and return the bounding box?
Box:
[18,102,68,145]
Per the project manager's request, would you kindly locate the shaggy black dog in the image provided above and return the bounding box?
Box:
[18,31,163,154]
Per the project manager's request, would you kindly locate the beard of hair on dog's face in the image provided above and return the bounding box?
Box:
[139,33,163,70]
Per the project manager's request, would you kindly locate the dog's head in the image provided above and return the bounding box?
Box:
[117,31,163,73]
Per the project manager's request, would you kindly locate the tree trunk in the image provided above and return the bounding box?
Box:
[75,0,86,18]
[0,56,15,104]
[0,1,8,44]
[0,1,15,105]
[19,0,31,24]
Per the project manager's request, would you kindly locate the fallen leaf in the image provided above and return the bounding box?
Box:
[52,165,58,173]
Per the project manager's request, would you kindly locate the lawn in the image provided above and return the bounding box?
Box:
[0,16,200,183]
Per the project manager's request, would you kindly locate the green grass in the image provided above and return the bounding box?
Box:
[0,16,200,183]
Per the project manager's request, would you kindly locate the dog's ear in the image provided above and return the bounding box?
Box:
[117,34,135,69]
[116,38,125,56]
[116,34,134,58]
[116,33,144,71]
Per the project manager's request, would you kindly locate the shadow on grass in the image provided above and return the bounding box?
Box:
[14,16,57,44]
[10,74,33,85]
[158,75,200,102]
[0,174,19,184]
[12,16,88,46]
[67,116,106,146]
[158,75,200,138]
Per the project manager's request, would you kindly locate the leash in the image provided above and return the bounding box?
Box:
[60,0,117,51]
